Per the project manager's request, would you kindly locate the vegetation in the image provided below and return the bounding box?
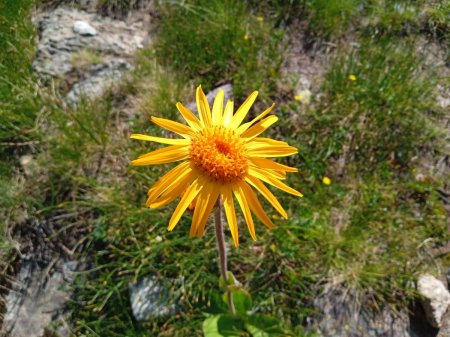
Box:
[0,0,41,252]
[1,0,449,336]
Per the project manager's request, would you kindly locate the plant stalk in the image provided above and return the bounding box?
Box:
[214,199,236,314]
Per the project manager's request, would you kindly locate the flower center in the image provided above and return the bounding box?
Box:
[190,126,248,183]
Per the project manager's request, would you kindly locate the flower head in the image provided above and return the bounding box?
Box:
[322,176,331,185]
[348,74,356,81]
[131,86,302,247]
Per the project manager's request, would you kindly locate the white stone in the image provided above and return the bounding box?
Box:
[73,20,97,36]
[19,154,33,167]
[418,274,450,328]
[296,89,312,104]
[129,277,178,321]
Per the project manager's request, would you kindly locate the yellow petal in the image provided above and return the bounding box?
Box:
[233,183,256,241]
[265,169,286,180]
[247,138,298,157]
[249,148,298,157]
[230,91,258,129]
[151,116,195,138]
[189,189,208,237]
[222,100,234,127]
[148,167,195,208]
[248,167,303,197]
[196,85,212,128]
[238,181,274,228]
[249,157,298,173]
[221,187,239,247]
[240,115,278,139]
[130,134,191,145]
[248,138,290,147]
[237,103,275,134]
[132,145,189,166]
[245,175,288,219]
[176,102,202,131]
[212,89,224,125]
[191,183,219,238]
[168,178,203,231]
[147,161,190,200]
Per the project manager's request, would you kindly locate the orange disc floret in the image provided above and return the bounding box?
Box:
[190,126,248,183]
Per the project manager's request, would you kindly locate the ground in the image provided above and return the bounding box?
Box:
[0,0,449,336]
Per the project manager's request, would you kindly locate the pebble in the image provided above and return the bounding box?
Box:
[73,20,97,36]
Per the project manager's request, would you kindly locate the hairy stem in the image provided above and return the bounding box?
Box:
[214,199,235,314]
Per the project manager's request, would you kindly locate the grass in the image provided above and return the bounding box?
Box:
[305,0,362,37]
[154,0,284,100]
[0,0,41,253]
[304,36,441,173]
[0,0,41,147]
[1,0,449,336]
[69,27,447,337]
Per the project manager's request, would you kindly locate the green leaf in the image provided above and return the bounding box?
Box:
[226,271,238,286]
[203,314,245,337]
[230,288,252,316]
[244,314,284,337]
[219,275,228,291]
[219,271,239,290]
[208,291,229,314]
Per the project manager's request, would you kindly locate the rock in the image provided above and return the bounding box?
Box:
[129,276,179,321]
[0,260,80,337]
[19,154,33,167]
[73,20,97,36]
[447,267,450,288]
[186,84,233,115]
[33,7,149,101]
[310,284,411,337]
[66,59,131,103]
[418,274,450,328]
[294,89,312,104]
[437,307,450,337]
[205,83,233,106]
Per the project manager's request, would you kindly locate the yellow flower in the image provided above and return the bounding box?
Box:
[322,177,331,185]
[294,95,302,101]
[256,16,264,22]
[131,86,302,247]
[244,33,249,40]
[348,74,356,81]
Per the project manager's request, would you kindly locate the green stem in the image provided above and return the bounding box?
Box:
[214,198,236,314]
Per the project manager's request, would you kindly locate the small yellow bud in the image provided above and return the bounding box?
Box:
[244,34,249,40]
[322,177,331,185]
[294,95,302,101]
[348,74,356,81]
[256,16,264,22]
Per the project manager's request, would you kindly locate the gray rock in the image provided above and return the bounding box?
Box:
[447,267,450,288]
[129,276,179,321]
[205,83,233,106]
[310,284,411,337]
[73,20,97,36]
[418,274,450,328]
[66,59,131,103]
[186,84,233,115]
[437,307,450,337]
[0,260,80,337]
[33,7,148,101]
